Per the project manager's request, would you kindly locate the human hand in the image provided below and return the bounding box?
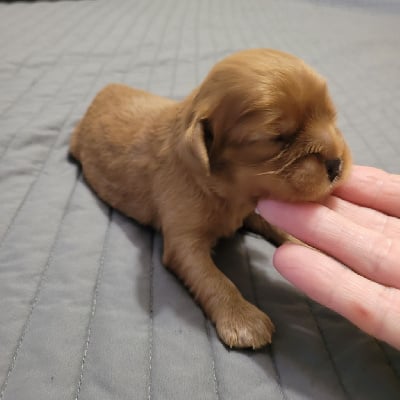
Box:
[257,165,400,349]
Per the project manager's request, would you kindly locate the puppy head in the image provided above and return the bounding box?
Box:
[181,49,351,202]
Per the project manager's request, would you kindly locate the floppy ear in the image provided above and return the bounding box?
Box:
[179,118,213,175]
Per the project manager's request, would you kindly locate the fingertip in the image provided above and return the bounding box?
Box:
[272,242,292,267]
[272,243,331,289]
[256,199,284,222]
[272,243,306,276]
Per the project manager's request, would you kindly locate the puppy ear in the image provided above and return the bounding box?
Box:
[180,118,213,175]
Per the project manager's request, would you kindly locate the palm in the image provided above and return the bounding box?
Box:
[258,166,400,349]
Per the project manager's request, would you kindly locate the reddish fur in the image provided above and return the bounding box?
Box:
[70,49,351,349]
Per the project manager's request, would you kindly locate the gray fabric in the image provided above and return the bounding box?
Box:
[0,0,399,399]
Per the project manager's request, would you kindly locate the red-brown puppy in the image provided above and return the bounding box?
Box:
[70,49,351,349]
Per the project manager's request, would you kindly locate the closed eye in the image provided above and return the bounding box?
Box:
[272,132,297,145]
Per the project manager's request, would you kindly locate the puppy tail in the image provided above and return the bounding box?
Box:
[69,121,82,161]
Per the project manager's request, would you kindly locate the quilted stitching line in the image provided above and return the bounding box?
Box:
[0,1,118,161]
[168,0,190,99]
[144,0,180,92]
[217,0,234,55]
[118,0,166,86]
[240,0,272,48]
[205,319,221,400]
[193,2,221,396]
[0,2,85,81]
[299,27,400,172]
[327,75,383,168]
[108,0,161,87]
[191,3,221,397]
[3,0,149,385]
[5,0,159,396]
[74,1,158,394]
[195,2,235,70]
[0,1,95,122]
[376,341,400,380]
[74,208,113,400]
[0,3,58,60]
[306,299,351,400]
[0,171,81,400]
[115,15,176,396]
[241,237,289,400]
[0,2,136,390]
[0,105,78,248]
[0,4,34,42]
[193,0,201,86]
[231,0,251,48]
[74,2,158,395]
[0,0,135,248]
[147,232,155,400]
[207,0,218,64]
[328,57,400,165]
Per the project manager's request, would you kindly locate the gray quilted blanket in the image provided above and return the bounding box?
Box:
[1,1,400,399]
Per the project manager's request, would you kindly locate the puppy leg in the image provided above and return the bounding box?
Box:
[243,212,293,246]
[162,235,274,349]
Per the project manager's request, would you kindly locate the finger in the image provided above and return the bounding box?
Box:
[257,200,400,289]
[323,195,400,239]
[334,165,400,218]
[274,243,400,349]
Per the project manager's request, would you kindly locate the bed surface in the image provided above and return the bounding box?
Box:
[1,1,400,399]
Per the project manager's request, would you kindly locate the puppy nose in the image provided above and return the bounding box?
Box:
[325,158,342,182]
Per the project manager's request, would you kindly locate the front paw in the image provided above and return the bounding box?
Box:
[215,300,274,349]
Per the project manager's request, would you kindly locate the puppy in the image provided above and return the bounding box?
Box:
[70,49,351,349]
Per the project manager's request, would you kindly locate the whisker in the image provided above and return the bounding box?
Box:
[255,170,279,176]
[254,153,300,177]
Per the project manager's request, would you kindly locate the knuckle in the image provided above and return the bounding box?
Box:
[368,236,393,278]
[370,286,398,341]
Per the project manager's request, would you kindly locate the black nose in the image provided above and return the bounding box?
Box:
[325,158,342,182]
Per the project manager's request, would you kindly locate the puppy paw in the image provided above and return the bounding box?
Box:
[215,300,274,349]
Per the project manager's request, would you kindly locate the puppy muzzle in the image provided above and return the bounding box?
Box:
[325,158,342,182]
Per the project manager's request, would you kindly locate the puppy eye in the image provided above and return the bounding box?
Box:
[273,133,296,145]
